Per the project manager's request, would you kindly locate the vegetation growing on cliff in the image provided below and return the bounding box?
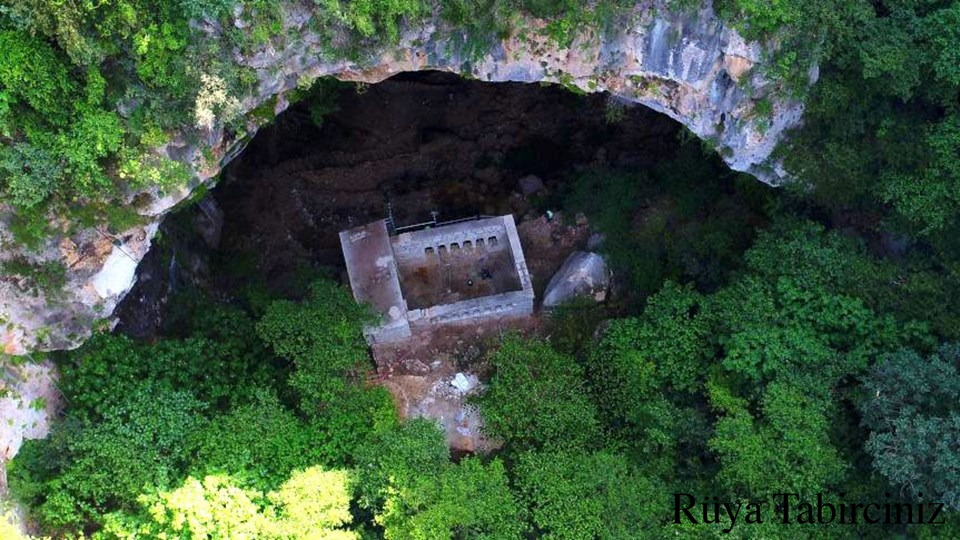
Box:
[717,0,960,236]
[0,0,636,247]
[0,0,956,244]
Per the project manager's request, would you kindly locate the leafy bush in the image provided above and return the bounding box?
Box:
[475,336,600,453]
[8,383,207,531]
[0,143,63,209]
[859,344,960,509]
[0,30,76,122]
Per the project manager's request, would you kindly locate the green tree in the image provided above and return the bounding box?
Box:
[8,383,206,531]
[59,331,271,420]
[268,467,357,539]
[256,280,397,462]
[514,450,663,539]
[587,282,712,474]
[770,0,960,235]
[100,467,357,539]
[707,274,898,391]
[708,379,848,500]
[376,457,525,540]
[353,419,451,511]
[256,279,373,412]
[703,219,927,395]
[859,344,960,509]
[190,391,325,489]
[590,281,711,397]
[354,419,523,539]
[476,336,600,453]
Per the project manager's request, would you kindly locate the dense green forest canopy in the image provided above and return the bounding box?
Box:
[10,211,960,537]
[4,0,960,538]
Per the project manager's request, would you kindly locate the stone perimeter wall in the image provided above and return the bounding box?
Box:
[404,214,535,327]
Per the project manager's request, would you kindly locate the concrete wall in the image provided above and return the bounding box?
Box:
[408,289,535,327]
[391,218,512,266]
[339,220,411,344]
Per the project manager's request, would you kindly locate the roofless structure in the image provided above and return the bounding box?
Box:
[340,215,535,344]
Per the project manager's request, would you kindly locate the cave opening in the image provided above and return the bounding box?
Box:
[116,70,771,340]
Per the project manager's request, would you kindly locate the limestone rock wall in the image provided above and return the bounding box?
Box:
[0,1,803,355]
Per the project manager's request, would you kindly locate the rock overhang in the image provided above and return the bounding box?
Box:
[0,1,807,354]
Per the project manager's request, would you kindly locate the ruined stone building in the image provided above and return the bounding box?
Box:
[339,215,535,344]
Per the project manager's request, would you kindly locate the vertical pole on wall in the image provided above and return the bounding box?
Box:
[385,193,396,235]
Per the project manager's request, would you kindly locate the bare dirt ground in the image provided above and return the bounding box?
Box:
[373,315,540,453]
[397,246,520,309]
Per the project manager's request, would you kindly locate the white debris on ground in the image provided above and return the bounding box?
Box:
[416,371,485,452]
[450,372,476,393]
[381,360,493,453]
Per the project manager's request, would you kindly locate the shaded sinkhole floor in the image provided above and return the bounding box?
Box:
[214,70,680,292]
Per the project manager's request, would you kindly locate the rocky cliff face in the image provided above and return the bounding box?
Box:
[0,1,803,356]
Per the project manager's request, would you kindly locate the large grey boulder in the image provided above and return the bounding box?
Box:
[542,252,610,308]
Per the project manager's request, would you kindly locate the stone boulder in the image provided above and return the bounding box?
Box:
[518,174,546,196]
[542,251,610,308]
